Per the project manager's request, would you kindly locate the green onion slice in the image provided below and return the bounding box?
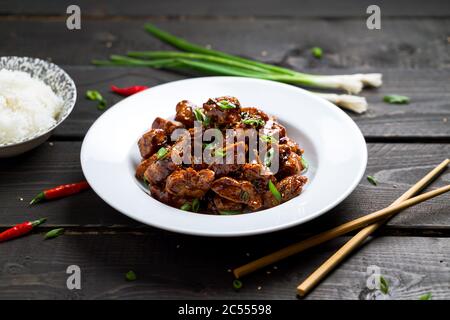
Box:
[367,175,377,186]
[233,279,243,290]
[260,134,277,143]
[240,191,249,202]
[214,148,227,157]
[311,47,323,59]
[383,95,410,104]
[180,203,192,211]
[301,157,309,173]
[156,147,169,160]
[219,210,241,215]
[242,118,265,127]
[217,100,237,110]
[264,148,274,167]
[268,180,281,202]
[192,198,200,212]
[125,270,137,281]
[86,90,103,101]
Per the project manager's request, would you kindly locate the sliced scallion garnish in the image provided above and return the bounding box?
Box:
[301,157,309,173]
[217,100,237,110]
[192,198,200,212]
[156,147,169,160]
[260,135,277,143]
[180,203,192,211]
[242,118,265,127]
[219,210,241,215]
[268,180,281,202]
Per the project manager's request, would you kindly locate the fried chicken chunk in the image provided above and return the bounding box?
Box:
[166,168,215,198]
[211,177,262,210]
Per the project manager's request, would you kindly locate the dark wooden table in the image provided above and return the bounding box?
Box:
[0,0,449,300]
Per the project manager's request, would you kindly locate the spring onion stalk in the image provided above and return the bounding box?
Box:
[143,23,382,94]
[128,51,274,74]
[95,55,369,113]
[312,92,368,114]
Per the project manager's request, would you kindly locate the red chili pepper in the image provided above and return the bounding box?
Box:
[0,218,46,243]
[111,85,149,96]
[30,181,90,205]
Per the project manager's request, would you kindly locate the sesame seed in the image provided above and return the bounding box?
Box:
[261,50,268,57]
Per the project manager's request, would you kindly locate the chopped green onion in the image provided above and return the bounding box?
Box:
[86,90,107,110]
[260,135,277,143]
[383,95,410,104]
[419,293,432,300]
[233,279,243,290]
[192,198,200,212]
[379,276,389,294]
[301,157,309,173]
[143,176,149,185]
[193,108,205,121]
[367,175,377,186]
[98,99,107,110]
[240,191,249,202]
[219,210,241,215]
[156,147,169,160]
[268,180,281,202]
[180,203,192,211]
[217,100,237,110]
[242,118,265,127]
[214,148,227,157]
[86,90,103,101]
[264,148,274,167]
[44,228,65,240]
[125,270,137,281]
[311,47,323,59]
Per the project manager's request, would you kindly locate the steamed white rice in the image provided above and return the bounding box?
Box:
[0,69,63,145]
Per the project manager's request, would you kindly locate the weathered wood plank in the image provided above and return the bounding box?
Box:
[0,142,448,230]
[0,233,448,299]
[0,19,449,69]
[55,67,450,139]
[1,0,449,18]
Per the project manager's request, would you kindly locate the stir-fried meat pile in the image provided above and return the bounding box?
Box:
[136,96,307,215]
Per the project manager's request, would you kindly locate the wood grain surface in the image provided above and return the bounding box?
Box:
[0,0,449,300]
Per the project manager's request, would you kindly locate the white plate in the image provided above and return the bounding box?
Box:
[81,77,367,237]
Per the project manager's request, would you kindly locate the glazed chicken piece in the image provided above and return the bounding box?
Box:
[213,194,244,212]
[261,118,286,139]
[241,163,276,193]
[165,168,215,198]
[240,107,270,122]
[149,184,187,208]
[280,136,303,155]
[208,141,247,178]
[138,128,167,159]
[152,117,184,135]
[144,148,179,185]
[277,144,303,179]
[203,96,241,126]
[211,177,262,210]
[175,100,196,127]
[263,175,308,208]
[136,155,156,179]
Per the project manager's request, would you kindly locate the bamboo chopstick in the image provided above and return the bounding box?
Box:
[297,159,450,296]
[234,159,449,279]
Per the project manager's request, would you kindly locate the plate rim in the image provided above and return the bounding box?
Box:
[81,76,367,237]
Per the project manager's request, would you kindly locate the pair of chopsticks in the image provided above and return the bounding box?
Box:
[233,159,450,297]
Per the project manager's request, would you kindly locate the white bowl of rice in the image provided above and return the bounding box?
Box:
[0,56,76,157]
